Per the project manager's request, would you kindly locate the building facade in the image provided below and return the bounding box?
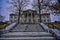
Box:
[10,9,51,23]
[10,13,18,23]
[10,9,40,24]
[41,13,51,23]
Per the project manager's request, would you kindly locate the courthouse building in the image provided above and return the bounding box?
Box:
[10,9,51,24]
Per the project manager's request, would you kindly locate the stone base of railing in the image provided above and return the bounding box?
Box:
[0,23,17,34]
[40,23,60,40]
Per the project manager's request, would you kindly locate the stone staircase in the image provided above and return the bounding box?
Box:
[11,24,44,32]
[0,32,56,40]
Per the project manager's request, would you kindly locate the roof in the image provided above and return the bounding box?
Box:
[10,9,38,15]
[40,13,50,15]
[10,14,18,16]
[23,9,36,12]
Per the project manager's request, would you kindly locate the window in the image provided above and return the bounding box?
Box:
[47,16,49,18]
[44,20,46,22]
[10,16,12,18]
[14,20,17,22]
[14,16,16,19]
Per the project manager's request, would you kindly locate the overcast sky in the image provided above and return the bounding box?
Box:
[0,0,58,21]
[0,0,9,21]
[0,0,33,21]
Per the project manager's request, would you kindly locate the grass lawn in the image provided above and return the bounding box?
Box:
[0,24,9,30]
[45,22,60,30]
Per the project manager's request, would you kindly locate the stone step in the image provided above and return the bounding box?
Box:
[11,24,44,32]
[1,32,52,37]
[0,37,56,40]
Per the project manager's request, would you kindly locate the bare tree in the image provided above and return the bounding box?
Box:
[7,0,29,24]
[42,0,60,12]
[0,14,5,22]
[32,0,43,22]
[57,0,60,3]
[32,0,60,22]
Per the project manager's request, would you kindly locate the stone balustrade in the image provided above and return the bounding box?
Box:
[40,23,50,32]
[50,29,60,40]
[3,23,17,32]
[40,23,60,40]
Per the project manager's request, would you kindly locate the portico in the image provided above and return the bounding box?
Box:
[20,9,40,24]
[10,9,40,24]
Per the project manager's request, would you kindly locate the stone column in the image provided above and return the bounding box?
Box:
[20,15,22,23]
[25,14,26,23]
[19,14,21,24]
[19,15,20,23]
[23,15,25,23]
[27,13,28,23]
[35,15,36,24]
[31,13,33,23]
[33,14,34,23]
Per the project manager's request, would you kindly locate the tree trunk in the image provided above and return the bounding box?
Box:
[18,9,21,24]
[18,0,21,24]
[38,0,41,22]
